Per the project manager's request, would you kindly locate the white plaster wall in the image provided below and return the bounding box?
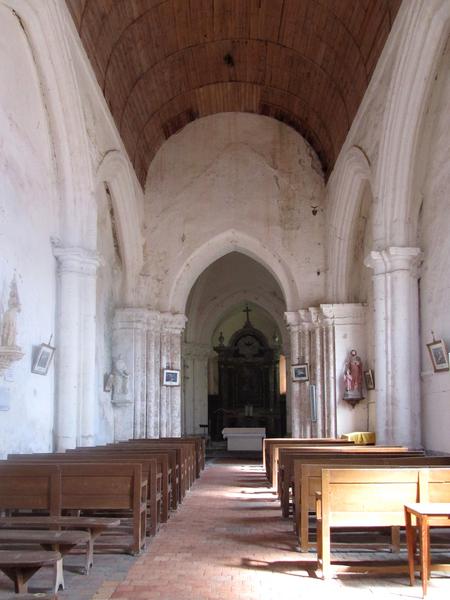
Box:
[0,6,58,457]
[143,113,326,313]
[418,37,450,453]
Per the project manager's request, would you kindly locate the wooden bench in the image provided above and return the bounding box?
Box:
[12,453,162,538]
[315,467,450,579]
[0,549,61,594]
[1,462,147,556]
[159,436,205,476]
[0,515,120,574]
[65,447,174,516]
[70,444,181,505]
[278,446,424,517]
[263,438,354,484]
[295,455,450,552]
[118,440,195,495]
[271,442,363,489]
[0,529,89,591]
[0,464,61,516]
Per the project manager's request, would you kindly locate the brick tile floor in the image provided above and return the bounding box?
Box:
[1,458,449,599]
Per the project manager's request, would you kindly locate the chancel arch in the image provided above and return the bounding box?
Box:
[183,252,289,439]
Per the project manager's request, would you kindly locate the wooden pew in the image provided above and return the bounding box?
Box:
[66,447,175,515]
[269,441,357,488]
[0,464,61,516]
[295,455,450,552]
[119,440,195,492]
[278,446,424,517]
[263,438,354,483]
[0,515,120,574]
[315,467,450,578]
[7,452,161,537]
[3,461,147,556]
[24,452,162,537]
[160,436,205,476]
[72,444,182,506]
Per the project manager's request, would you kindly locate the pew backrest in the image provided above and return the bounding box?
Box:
[0,464,61,516]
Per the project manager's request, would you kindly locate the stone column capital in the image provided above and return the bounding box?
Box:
[364,246,422,275]
[309,307,322,326]
[52,243,100,275]
[284,311,300,330]
[114,307,153,330]
[319,303,366,326]
[161,312,187,335]
[298,309,313,329]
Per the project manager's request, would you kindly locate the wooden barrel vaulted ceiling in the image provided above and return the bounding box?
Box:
[66,0,402,186]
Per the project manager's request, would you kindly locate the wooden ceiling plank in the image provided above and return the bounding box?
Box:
[67,0,398,186]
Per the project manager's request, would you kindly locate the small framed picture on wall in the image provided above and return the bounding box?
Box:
[31,343,55,375]
[291,363,309,382]
[162,368,180,386]
[427,339,450,372]
[364,369,375,390]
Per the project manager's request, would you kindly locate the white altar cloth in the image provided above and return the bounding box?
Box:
[222,427,266,451]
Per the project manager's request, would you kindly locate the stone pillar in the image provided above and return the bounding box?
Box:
[310,308,324,437]
[285,312,301,437]
[112,308,149,441]
[161,313,187,437]
[159,329,170,437]
[183,343,210,435]
[365,247,421,447]
[324,320,337,437]
[53,246,99,450]
[298,310,312,438]
[146,313,161,438]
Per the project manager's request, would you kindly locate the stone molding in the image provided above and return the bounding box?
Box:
[364,246,421,275]
[161,312,187,335]
[113,308,187,334]
[320,303,367,326]
[53,244,100,276]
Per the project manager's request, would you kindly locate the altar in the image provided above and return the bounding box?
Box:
[222,427,266,451]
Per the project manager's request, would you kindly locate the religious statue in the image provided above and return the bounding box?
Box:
[343,348,364,407]
[110,358,131,405]
[1,278,21,348]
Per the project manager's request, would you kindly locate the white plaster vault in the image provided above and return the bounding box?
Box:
[1,0,450,456]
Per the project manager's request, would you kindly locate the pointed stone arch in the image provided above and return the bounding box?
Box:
[326,146,372,302]
[374,0,450,247]
[3,0,97,247]
[168,229,300,315]
[96,150,144,305]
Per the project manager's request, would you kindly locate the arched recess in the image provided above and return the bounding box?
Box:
[326,146,372,302]
[190,290,288,351]
[96,150,144,305]
[4,0,96,248]
[375,0,450,248]
[168,229,300,315]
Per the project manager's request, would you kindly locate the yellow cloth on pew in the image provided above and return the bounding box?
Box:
[341,431,376,445]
